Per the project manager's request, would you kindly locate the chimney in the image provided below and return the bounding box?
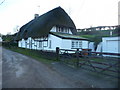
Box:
[34,14,39,19]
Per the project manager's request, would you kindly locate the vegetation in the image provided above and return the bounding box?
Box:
[4,46,58,64]
[78,28,120,50]
[2,34,13,42]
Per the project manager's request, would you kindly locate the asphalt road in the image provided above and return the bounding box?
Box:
[2,47,118,88]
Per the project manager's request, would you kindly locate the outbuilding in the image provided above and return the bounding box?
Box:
[102,37,120,53]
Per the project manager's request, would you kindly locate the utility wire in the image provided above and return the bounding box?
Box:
[0,0,5,5]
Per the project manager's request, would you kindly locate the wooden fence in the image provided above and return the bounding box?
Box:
[56,47,120,79]
[3,43,120,79]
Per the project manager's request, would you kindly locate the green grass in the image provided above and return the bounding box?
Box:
[78,57,105,62]
[4,46,57,64]
[89,57,106,62]
[4,46,116,66]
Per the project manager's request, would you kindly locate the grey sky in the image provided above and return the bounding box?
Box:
[0,0,119,35]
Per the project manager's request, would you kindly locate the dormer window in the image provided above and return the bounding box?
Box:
[65,29,67,33]
[50,25,73,34]
[56,26,72,34]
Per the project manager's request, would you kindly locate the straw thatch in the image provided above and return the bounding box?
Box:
[15,7,76,40]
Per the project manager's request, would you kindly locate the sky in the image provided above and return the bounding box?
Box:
[0,0,119,35]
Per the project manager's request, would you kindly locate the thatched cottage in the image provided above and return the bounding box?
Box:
[15,7,89,51]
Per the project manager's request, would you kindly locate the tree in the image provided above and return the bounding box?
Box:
[114,26,120,36]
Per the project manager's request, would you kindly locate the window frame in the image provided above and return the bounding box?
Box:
[71,40,82,49]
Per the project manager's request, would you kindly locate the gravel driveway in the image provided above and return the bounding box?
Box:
[2,47,118,88]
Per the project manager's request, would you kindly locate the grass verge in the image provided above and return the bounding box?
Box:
[4,46,58,64]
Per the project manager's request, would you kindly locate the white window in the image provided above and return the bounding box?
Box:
[65,29,67,33]
[72,41,75,48]
[76,42,78,47]
[79,41,82,48]
[72,41,82,48]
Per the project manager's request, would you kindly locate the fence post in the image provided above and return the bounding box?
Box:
[56,47,60,61]
[76,49,79,67]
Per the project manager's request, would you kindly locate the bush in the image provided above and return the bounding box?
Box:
[2,42,18,47]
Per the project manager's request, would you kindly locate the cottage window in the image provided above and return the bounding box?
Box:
[58,27,61,32]
[39,42,42,48]
[76,42,78,48]
[65,29,67,33]
[72,41,75,48]
[72,41,82,48]
[61,27,63,32]
[56,27,58,32]
[79,41,82,48]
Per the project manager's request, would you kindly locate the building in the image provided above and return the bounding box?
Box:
[102,37,120,53]
[15,7,89,51]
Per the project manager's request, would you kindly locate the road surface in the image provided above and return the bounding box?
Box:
[2,47,118,88]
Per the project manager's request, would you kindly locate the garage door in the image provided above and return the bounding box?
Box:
[106,40,119,53]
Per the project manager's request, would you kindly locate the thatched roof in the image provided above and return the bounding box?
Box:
[15,7,76,40]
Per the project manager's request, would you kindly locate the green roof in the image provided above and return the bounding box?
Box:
[50,32,89,40]
[15,7,76,40]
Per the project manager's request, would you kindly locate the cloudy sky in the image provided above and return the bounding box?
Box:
[0,0,119,35]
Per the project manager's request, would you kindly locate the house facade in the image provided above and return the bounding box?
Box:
[16,7,89,51]
[18,26,89,51]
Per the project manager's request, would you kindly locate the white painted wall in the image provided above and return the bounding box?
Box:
[68,29,72,34]
[61,39,71,49]
[18,40,21,47]
[50,26,56,32]
[45,34,62,51]
[18,39,26,48]
[18,34,89,52]
[26,38,29,49]
[21,39,26,48]
[102,37,120,53]
[96,42,102,52]
[0,37,2,42]
[82,41,89,49]
[89,42,95,51]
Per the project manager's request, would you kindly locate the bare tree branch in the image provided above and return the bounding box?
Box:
[0,0,5,5]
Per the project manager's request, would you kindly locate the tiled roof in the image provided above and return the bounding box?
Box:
[50,32,89,40]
